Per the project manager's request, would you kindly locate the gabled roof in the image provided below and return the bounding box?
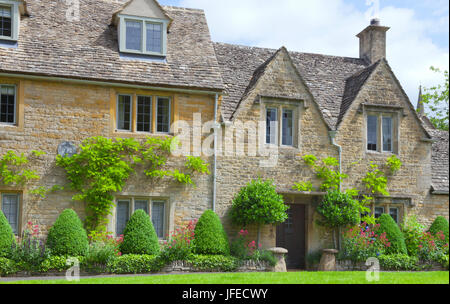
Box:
[214,42,368,126]
[0,0,224,92]
[429,129,449,193]
[337,61,380,126]
[111,0,173,28]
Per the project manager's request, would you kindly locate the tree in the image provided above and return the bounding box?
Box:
[419,67,449,131]
[316,190,361,249]
[230,179,288,247]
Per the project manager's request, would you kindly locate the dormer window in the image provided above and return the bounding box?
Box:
[0,5,12,38]
[0,0,25,42]
[119,17,167,56]
[112,0,172,57]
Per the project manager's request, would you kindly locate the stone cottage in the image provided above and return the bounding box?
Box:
[0,0,448,269]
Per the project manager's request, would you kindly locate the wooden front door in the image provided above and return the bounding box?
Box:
[276,204,306,269]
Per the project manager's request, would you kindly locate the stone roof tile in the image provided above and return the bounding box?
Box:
[0,0,224,91]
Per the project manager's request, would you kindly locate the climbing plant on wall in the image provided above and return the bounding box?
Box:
[0,150,53,197]
[55,136,210,233]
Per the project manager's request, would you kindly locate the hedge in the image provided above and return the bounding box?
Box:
[106,254,163,274]
[186,254,239,272]
[0,211,15,258]
[46,209,89,256]
[378,254,418,271]
[377,214,407,255]
[0,257,17,276]
[193,210,230,255]
[120,210,160,255]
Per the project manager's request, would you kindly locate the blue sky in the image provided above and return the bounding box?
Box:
[157,0,449,106]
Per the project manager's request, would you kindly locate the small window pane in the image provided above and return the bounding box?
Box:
[367,115,378,151]
[157,97,170,133]
[146,23,162,53]
[116,200,130,236]
[0,85,15,124]
[137,96,152,132]
[125,20,142,51]
[151,201,165,238]
[282,109,293,146]
[0,6,12,37]
[117,95,131,131]
[134,200,149,214]
[389,207,399,223]
[2,194,19,234]
[266,108,278,144]
[382,116,393,152]
[374,207,384,219]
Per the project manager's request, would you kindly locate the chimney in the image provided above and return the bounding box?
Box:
[357,18,390,64]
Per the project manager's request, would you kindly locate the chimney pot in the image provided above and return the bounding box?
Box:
[370,18,380,26]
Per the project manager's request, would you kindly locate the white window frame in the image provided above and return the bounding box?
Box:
[365,111,398,154]
[113,196,168,239]
[156,96,171,134]
[264,103,299,148]
[0,1,19,41]
[136,95,152,133]
[1,192,20,235]
[116,94,133,132]
[118,14,168,56]
[0,84,16,125]
[265,107,278,145]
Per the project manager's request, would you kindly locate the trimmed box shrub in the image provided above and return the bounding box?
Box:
[378,254,418,271]
[193,210,230,255]
[120,210,159,255]
[429,216,449,244]
[0,211,15,258]
[46,209,89,256]
[186,254,239,272]
[377,214,407,255]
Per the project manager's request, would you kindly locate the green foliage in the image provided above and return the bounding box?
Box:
[378,254,418,271]
[0,150,43,186]
[56,136,210,232]
[419,67,449,131]
[377,214,407,255]
[428,216,449,245]
[0,257,18,276]
[292,181,314,192]
[83,242,120,273]
[230,179,288,227]
[316,191,362,229]
[362,162,389,196]
[306,250,323,267]
[120,210,160,255]
[249,249,277,267]
[401,215,425,257]
[106,254,164,274]
[386,155,402,174]
[186,254,239,272]
[297,155,348,191]
[39,256,85,272]
[193,210,230,255]
[0,211,15,258]
[46,209,89,257]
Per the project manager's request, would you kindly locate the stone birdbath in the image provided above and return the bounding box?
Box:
[268,247,288,272]
[318,249,339,271]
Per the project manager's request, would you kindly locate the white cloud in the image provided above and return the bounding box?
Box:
[179,0,449,107]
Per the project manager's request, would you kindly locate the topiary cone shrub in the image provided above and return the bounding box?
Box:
[193,210,230,255]
[0,211,15,258]
[428,216,449,244]
[47,209,89,256]
[120,209,160,255]
[377,214,407,255]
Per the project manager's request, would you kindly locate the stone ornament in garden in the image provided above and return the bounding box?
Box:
[268,247,288,272]
[318,249,339,271]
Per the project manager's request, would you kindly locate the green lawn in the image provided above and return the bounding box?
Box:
[1,271,448,284]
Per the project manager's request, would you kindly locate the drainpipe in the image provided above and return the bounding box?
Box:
[329,130,342,250]
[212,93,219,212]
[328,131,342,192]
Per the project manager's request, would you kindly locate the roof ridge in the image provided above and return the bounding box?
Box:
[163,6,205,13]
[214,42,367,63]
